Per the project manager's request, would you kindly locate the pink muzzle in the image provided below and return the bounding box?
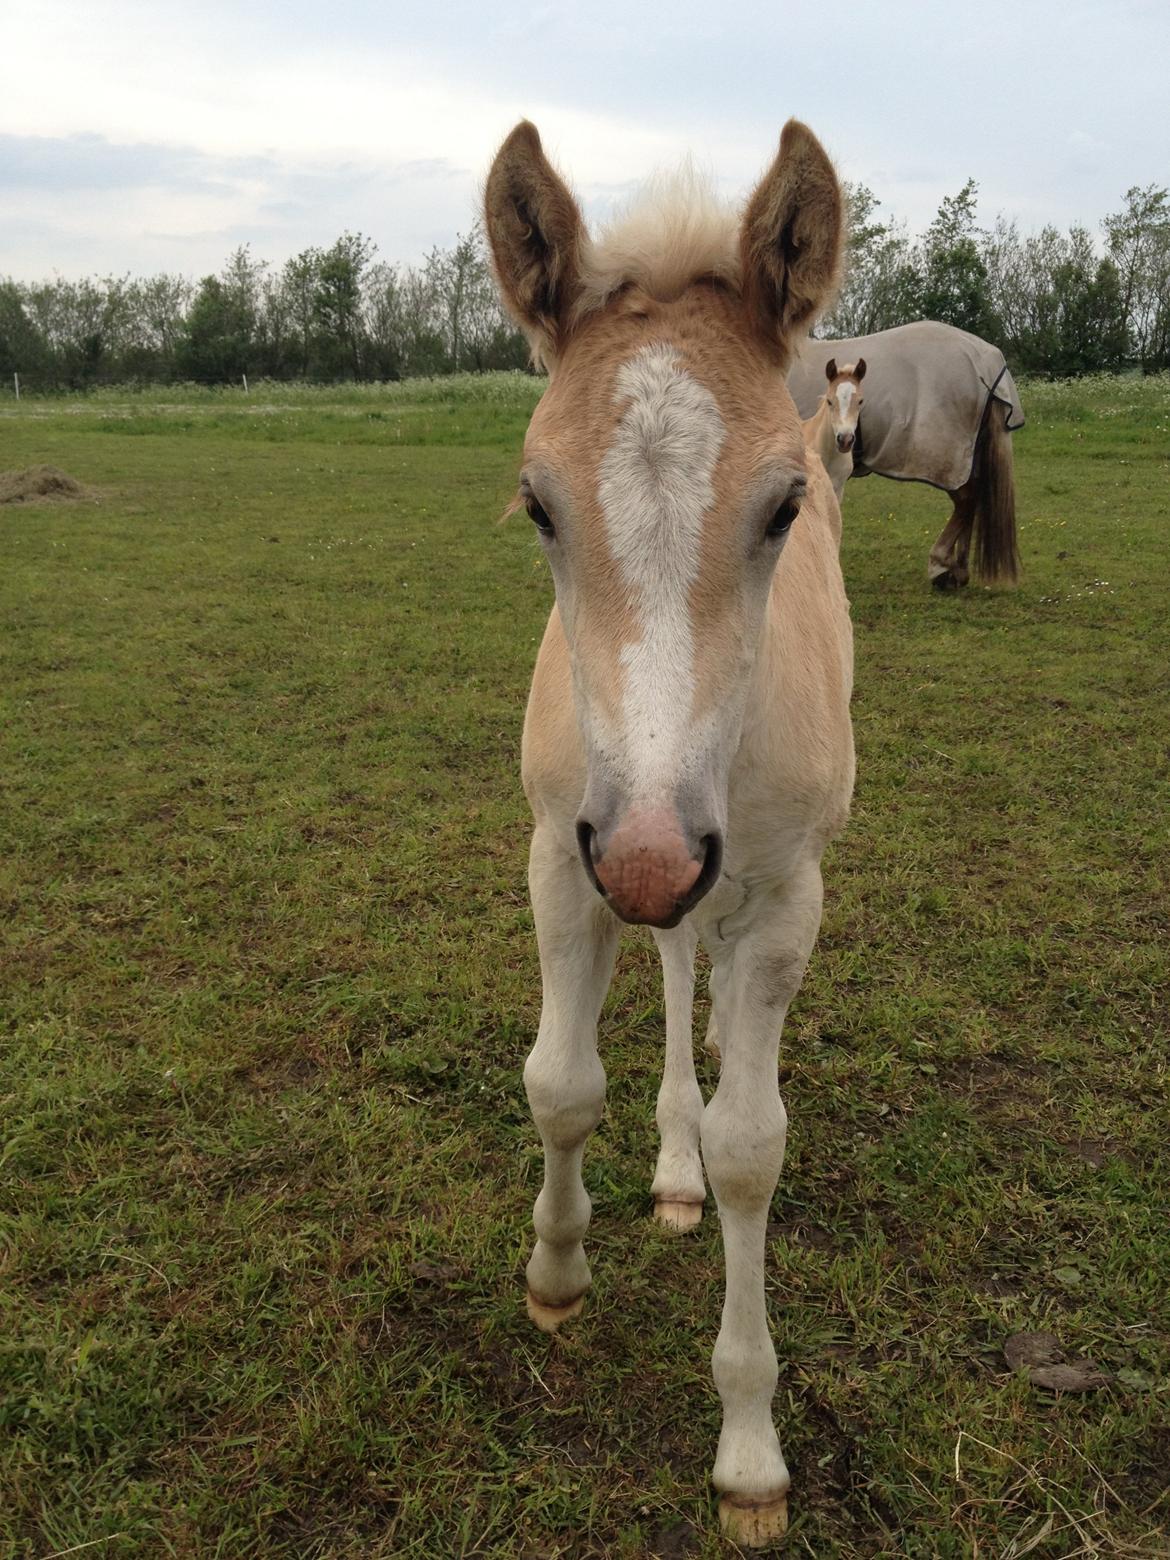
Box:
[588,808,708,926]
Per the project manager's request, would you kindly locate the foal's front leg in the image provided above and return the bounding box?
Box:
[650,924,705,1229]
[524,826,620,1332]
[703,862,824,1547]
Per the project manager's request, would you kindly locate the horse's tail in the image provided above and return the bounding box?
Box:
[971,399,1020,586]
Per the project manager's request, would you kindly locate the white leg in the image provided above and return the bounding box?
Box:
[650,923,705,1229]
[703,960,731,1062]
[703,1010,721,1062]
[702,862,825,1547]
[524,826,620,1332]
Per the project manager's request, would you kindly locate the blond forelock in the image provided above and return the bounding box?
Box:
[575,166,742,322]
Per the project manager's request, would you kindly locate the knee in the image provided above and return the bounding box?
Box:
[525,1042,605,1148]
[702,1091,787,1207]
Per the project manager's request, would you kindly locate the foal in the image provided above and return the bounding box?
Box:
[485,119,853,1547]
[802,356,866,502]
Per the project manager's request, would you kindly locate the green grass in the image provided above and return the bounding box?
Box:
[1,372,1168,1558]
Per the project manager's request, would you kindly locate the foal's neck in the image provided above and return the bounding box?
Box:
[802,398,837,465]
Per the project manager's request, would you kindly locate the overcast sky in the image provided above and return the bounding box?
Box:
[3,0,1168,282]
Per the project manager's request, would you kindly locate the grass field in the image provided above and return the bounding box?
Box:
[2,371,1168,1559]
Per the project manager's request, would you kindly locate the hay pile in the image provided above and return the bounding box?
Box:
[0,465,92,504]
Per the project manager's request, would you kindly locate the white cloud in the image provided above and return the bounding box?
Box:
[2,0,749,275]
[1,0,1167,278]
[2,1,715,184]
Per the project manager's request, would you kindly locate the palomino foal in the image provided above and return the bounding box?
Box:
[802,357,866,502]
[485,119,853,1547]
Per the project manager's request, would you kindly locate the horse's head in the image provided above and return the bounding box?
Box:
[823,357,866,454]
[486,121,843,926]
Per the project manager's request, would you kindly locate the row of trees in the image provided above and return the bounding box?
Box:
[2,183,1168,389]
[0,230,529,391]
[826,181,1170,376]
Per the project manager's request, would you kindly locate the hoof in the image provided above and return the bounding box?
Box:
[719,1492,789,1548]
[703,1015,721,1062]
[930,569,966,591]
[653,1198,703,1231]
[526,1290,585,1333]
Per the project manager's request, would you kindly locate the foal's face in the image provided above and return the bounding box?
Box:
[485,116,842,926]
[519,290,808,925]
[824,359,865,453]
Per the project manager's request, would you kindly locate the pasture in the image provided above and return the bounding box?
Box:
[2,373,1168,1558]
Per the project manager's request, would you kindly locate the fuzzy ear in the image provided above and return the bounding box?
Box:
[484,121,585,367]
[740,120,843,362]
[854,356,866,382]
[824,357,838,382]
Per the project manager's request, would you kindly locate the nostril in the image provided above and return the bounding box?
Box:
[669,830,723,920]
[694,832,723,896]
[576,820,605,895]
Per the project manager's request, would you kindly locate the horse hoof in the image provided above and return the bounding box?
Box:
[653,1198,703,1231]
[526,1290,585,1333]
[930,570,965,591]
[703,1016,721,1062]
[719,1492,789,1547]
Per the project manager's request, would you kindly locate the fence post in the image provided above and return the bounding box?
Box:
[242,373,249,394]
[13,372,19,401]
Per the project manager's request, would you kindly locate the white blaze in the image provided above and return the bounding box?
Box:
[834,380,856,424]
[597,343,726,798]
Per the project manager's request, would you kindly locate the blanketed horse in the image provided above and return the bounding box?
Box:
[485,118,852,1546]
[788,320,1023,588]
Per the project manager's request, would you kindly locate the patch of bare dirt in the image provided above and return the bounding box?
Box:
[940,1054,1053,1113]
[1068,1135,1136,1168]
[649,1518,699,1558]
[768,1218,837,1251]
[0,464,94,504]
[1004,1330,1109,1392]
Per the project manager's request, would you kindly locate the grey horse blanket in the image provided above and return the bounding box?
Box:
[788,321,1025,492]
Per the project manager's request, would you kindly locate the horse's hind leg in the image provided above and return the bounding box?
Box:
[524,825,620,1331]
[927,481,976,590]
[703,959,730,1062]
[650,924,705,1230]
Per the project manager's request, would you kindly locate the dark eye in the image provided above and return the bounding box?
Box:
[526,496,555,536]
[765,498,800,539]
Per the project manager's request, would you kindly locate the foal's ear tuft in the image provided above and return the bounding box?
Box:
[854,356,866,382]
[824,357,838,382]
[484,121,585,369]
[740,120,844,364]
